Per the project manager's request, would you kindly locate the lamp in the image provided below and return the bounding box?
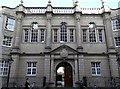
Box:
[7,55,14,88]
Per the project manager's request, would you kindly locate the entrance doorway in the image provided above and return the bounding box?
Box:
[56,62,73,87]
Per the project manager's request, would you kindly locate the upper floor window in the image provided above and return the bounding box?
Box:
[0,61,8,76]
[112,18,120,31]
[5,17,15,31]
[60,22,67,42]
[3,35,12,47]
[31,29,38,42]
[27,62,37,76]
[69,29,74,42]
[30,22,39,42]
[82,29,87,42]
[40,29,45,43]
[53,29,58,42]
[91,62,101,76]
[24,29,29,42]
[115,37,120,47]
[98,29,103,42]
[88,22,96,43]
[89,30,96,42]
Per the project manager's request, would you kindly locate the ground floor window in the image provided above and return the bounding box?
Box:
[91,62,101,76]
[0,61,8,76]
[27,62,37,76]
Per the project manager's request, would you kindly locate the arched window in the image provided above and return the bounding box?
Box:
[31,22,38,42]
[88,22,96,42]
[60,22,67,42]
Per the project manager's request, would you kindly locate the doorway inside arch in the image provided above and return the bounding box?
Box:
[56,62,73,87]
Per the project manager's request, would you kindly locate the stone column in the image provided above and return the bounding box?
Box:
[0,12,3,89]
[45,4,52,49]
[103,12,115,50]
[10,55,20,83]
[12,4,24,53]
[50,56,54,82]
[44,54,51,82]
[10,4,24,84]
[108,55,119,77]
[49,55,55,87]
[75,12,83,51]
[74,55,78,82]
[103,12,119,78]
[78,55,84,80]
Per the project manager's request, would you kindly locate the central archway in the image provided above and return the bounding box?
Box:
[56,62,73,87]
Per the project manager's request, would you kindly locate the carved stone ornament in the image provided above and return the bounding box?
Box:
[60,49,68,58]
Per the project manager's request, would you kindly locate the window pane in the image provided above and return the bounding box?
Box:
[92,68,96,74]
[32,68,36,74]
[28,62,32,67]
[97,68,101,74]
[27,68,31,74]
[5,18,15,31]
[33,62,36,67]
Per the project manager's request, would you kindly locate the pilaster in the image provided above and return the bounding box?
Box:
[44,54,51,82]
[9,54,20,84]
[78,55,84,80]
[102,12,115,51]
[74,55,78,82]
[45,3,52,49]
[50,55,54,82]
[0,11,3,89]
[74,12,83,52]
[12,4,25,53]
[108,54,119,77]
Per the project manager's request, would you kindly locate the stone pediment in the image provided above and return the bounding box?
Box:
[50,45,79,55]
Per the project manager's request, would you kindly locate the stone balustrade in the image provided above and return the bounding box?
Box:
[2,6,103,14]
[25,7,103,14]
[25,7,46,13]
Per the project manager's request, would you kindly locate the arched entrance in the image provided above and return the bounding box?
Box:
[56,62,73,87]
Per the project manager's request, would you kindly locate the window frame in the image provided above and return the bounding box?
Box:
[91,62,101,76]
[40,28,45,43]
[30,29,38,43]
[111,18,120,31]
[98,29,103,43]
[53,28,58,42]
[115,37,120,47]
[82,29,87,42]
[89,28,97,43]
[69,28,75,42]
[2,35,13,47]
[26,62,37,76]
[5,17,15,31]
[0,61,9,76]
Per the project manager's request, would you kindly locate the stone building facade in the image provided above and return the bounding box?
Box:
[0,0,120,88]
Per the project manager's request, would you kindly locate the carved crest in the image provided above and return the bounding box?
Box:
[60,49,68,58]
